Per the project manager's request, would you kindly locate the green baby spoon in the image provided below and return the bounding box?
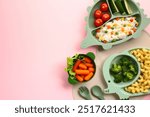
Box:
[91,85,105,100]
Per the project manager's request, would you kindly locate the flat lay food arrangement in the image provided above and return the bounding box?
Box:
[65,0,150,100]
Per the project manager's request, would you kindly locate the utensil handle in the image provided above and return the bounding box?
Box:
[86,96,92,100]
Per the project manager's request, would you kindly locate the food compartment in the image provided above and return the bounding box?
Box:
[88,0,112,30]
[107,0,140,16]
[93,14,141,44]
[124,48,150,95]
[109,54,140,87]
[65,53,96,85]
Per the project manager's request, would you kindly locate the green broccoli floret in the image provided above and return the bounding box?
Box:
[129,64,137,75]
[126,72,134,80]
[123,72,134,80]
[122,65,128,72]
[113,73,123,83]
[110,64,122,73]
[110,56,138,83]
[120,57,131,65]
[123,77,129,82]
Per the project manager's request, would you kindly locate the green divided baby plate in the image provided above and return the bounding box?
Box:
[81,0,150,50]
[103,48,150,99]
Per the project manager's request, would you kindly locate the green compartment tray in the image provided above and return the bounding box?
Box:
[81,0,150,50]
[103,48,150,99]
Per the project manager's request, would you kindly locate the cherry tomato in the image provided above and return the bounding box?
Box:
[94,9,103,19]
[102,13,110,22]
[94,19,103,27]
[130,18,134,22]
[100,3,109,12]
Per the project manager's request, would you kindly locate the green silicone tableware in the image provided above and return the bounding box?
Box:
[81,0,150,50]
[78,86,92,100]
[91,85,105,100]
[66,52,96,85]
[103,48,150,99]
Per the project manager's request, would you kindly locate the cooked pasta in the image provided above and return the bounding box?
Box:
[125,49,150,94]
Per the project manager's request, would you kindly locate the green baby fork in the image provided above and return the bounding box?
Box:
[78,86,92,100]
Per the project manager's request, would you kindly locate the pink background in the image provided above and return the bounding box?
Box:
[0,0,149,100]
